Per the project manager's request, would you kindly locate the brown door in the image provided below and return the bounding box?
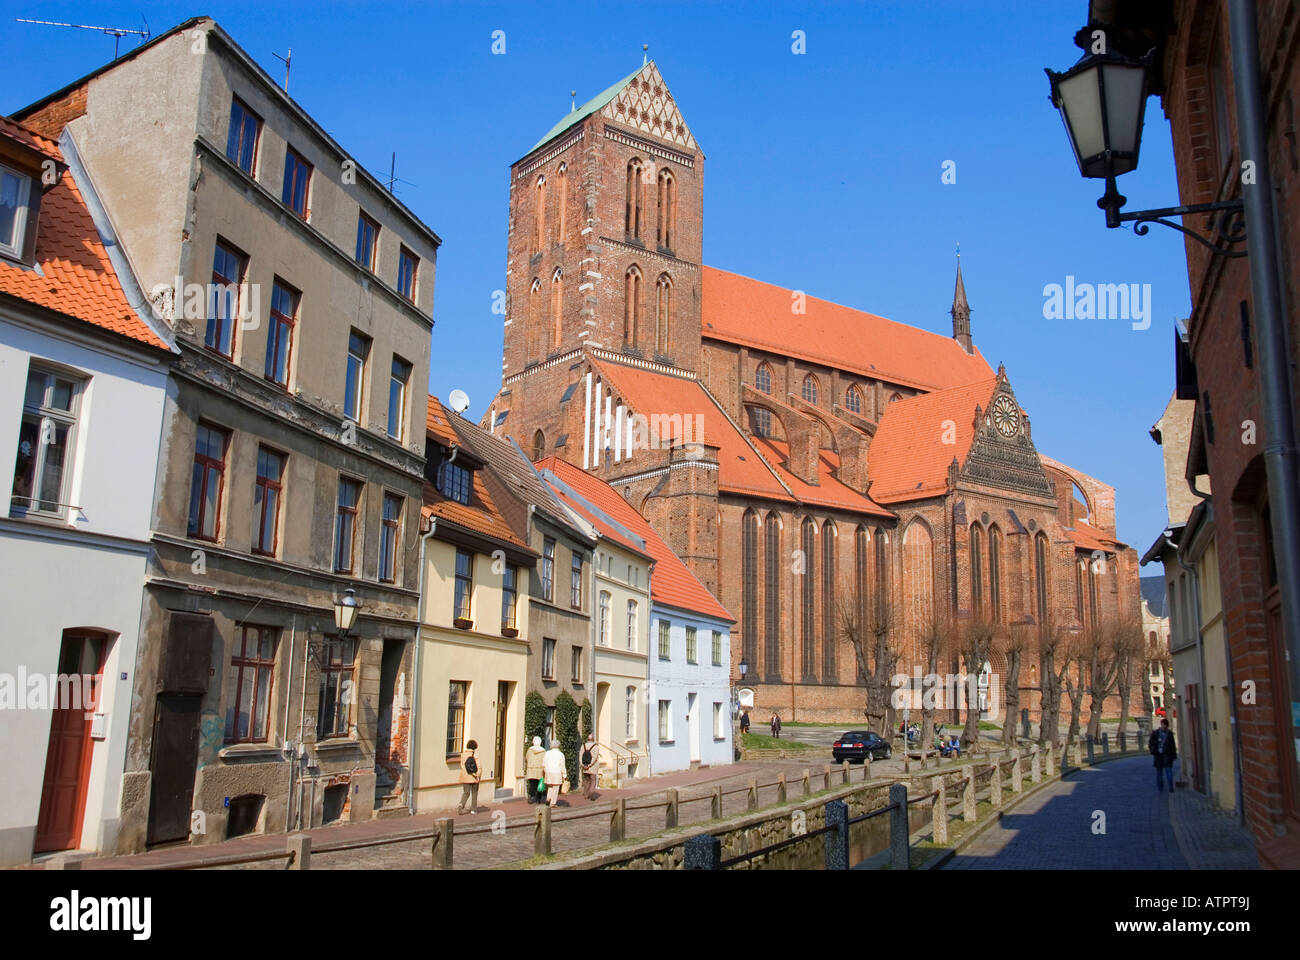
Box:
[494,681,510,788]
[147,694,202,845]
[34,633,107,853]
[1185,682,1205,793]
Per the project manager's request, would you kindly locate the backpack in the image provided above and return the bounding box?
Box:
[464,754,478,775]
[582,746,592,766]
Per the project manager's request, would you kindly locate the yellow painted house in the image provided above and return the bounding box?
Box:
[412,397,538,812]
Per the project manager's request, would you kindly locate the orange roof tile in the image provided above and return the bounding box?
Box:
[0,130,168,351]
[701,266,994,393]
[1069,520,1119,554]
[537,456,733,622]
[422,395,532,552]
[588,356,791,501]
[0,115,60,161]
[749,437,891,517]
[867,378,999,503]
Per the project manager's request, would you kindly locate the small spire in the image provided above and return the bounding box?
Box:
[643,43,649,66]
[570,89,577,113]
[951,246,973,355]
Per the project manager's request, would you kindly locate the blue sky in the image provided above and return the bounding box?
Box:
[3,0,1194,551]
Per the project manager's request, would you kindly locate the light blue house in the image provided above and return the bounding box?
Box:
[648,605,734,772]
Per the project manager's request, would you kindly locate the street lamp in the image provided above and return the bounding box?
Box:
[333,587,361,636]
[1046,47,1244,252]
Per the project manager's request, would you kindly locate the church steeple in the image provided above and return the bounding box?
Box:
[951,248,973,355]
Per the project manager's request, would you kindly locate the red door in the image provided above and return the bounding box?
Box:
[34,633,107,853]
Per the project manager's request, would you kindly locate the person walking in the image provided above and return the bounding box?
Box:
[739,710,750,735]
[1149,718,1178,792]
[543,738,567,807]
[457,739,482,814]
[524,735,546,804]
[580,734,600,799]
[770,713,782,739]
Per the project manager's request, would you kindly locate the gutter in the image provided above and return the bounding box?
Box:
[410,516,437,815]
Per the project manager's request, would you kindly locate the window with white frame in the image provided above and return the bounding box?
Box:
[598,591,611,646]
[686,626,697,664]
[658,699,672,742]
[626,599,638,650]
[0,163,33,260]
[625,685,636,739]
[11,364,83,518]
[712,631,722,666]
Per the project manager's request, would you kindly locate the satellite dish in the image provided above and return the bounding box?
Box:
[448,389,471,414]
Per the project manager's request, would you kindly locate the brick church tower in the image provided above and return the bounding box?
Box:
[502,61,704,380]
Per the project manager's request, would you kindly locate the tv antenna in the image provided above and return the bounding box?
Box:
[15,17,151,59]
[272,47,291,93]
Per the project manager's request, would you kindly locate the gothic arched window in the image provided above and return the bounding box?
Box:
[846,385,863,413]
[822,519,837,680]
[755,362,772,394]
[802,374,819,405]
[855,525,870,633]
[626,159,644,240]
[801,517,817,679]
[533,175,546,253]
[764,512,781,680]
[748,406,772,438]
[528,276,542,361]
[624,265,642,346]
[655,273,673,355]
[550,267,563,350]
[532,430,545,461]
[970,523,984,619]
[742,509,759,672]
[556,163,567,244]
[989,524,1003,623]
[657,167,675,249]
[1035,532,1050,624]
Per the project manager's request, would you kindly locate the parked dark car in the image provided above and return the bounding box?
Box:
[832,730,891,763]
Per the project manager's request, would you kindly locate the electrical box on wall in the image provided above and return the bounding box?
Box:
[89,713,107,739]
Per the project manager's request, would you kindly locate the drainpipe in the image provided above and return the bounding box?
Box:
[410,516,437,815]
[1230,0,1300,773]
[283,614,296,833]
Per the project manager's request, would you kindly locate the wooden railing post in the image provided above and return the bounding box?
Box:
[802,769,811,796]
[432,818,454,870]
[777,773,787,803]
[822,765,832,790]
[1031,743,1041,783]
[1045,742,1055,777]
[535,804,552,857]
[962,766,976,822]
[711,787,722,819]
[990,757,1003,808]
[665,788,679,829]
[610,797,626,841]
[287,833,310,871]
[841,761,851,784]
[747,777,759,811]
[931,776,948,845]
[1011,750,1023,794]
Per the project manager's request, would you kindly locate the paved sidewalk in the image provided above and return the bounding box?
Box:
[941,755,1257,870]
[37,757,837,871]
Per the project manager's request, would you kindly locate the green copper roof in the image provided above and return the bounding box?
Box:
[526,66,644,155]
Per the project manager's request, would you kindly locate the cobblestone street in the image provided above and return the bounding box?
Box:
[941,756,1258,870]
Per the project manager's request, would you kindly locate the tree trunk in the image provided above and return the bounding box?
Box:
[1002,648,1022,745]
[1039,645,1060,746]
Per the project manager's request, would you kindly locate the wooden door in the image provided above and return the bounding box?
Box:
[494,681,510,788]
[34,633,107,853]
[147,694,202,845]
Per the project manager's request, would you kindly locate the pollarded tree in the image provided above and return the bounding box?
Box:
[958,618,996,755]
[1001,623,1030,746]
[917,611,957,762]
[1037,615,1073,746]
[838,576,901,736]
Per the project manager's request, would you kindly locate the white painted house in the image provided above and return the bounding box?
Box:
[0,120,173,865]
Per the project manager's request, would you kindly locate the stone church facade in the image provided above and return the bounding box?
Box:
[484,61,1142,724]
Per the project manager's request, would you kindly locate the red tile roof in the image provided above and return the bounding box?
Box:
[867,378,999,503]
[1069,520,1120,554]
[0,122,168,351]
[422,395,531,552]
[537,456,733,622]
[701,266,994,393]
[0,115,60,161]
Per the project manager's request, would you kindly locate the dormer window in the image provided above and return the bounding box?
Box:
[436,454,472,505]
[0,163,33,261]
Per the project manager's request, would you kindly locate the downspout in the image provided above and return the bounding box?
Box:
[284,614,296,833]
[410,516,437,815]
[1230,0,1300,790]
